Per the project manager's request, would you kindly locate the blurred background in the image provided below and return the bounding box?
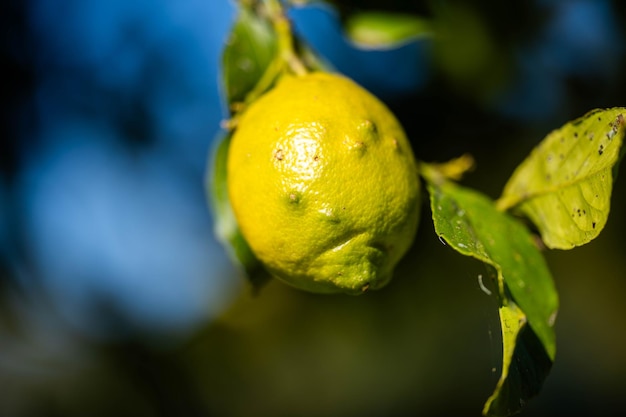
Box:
[2,0,626,416]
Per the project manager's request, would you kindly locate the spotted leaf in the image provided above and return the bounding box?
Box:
[497,108,626,249]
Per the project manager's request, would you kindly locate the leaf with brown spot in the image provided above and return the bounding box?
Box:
[497,108,626,249]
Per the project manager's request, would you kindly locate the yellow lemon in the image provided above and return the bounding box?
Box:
[227,72,420,294]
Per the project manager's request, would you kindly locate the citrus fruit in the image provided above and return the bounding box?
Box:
[227,72,420,294]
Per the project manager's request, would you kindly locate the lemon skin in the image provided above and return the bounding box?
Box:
[227,72,420,294]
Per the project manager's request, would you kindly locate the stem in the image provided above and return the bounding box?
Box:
[264,0,308,76]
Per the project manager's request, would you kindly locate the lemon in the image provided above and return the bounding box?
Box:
[227,72,420,294]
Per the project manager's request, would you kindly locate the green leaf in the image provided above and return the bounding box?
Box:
[425,177,558,356]
[344,11,432,48]
[207,130,271,291]
[222,5,279,107]
[422,168,558,416]
[497,108,626,249]
[483,302,553,417]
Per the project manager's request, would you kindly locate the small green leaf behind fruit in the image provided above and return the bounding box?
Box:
[422,166,558,416]
[222,5,279,107]
[206,130,271,291]
[498,108,626,249]
[344,11,432,49]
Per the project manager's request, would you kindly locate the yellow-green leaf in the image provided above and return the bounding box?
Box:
[483,302,552,417]
[484,302,525,416]
[497,108,626,249]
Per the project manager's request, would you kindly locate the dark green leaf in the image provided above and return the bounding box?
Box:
[425,178,558,357]
[422,168,558,416]
[498,108,626,249]
[207,130,271,291]
[222,6,278,107]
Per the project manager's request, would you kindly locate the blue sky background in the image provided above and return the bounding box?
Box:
[10,0,240,338]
